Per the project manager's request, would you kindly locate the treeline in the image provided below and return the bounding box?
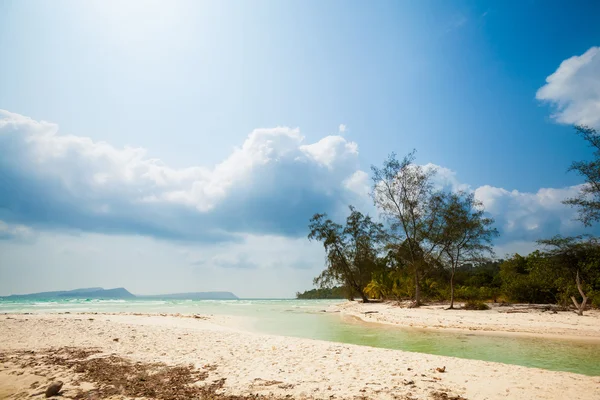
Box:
[299,253,600,311]
[296,287,347,299]
[304,127,600,315]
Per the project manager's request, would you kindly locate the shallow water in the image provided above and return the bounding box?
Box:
[1,298,599,376]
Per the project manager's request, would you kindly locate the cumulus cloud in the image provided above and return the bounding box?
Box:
[474,184,597,244]
[300,135,358,169]
[0,110,366,242]
[536,46,600,128]
[396,163,594,247]
[338,124,347,133]
[423,163,472,193]
[370,160,592,250]
[1,109,595,256]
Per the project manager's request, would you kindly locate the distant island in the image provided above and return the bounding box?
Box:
[0,287,135,300]
[1,288,238,300]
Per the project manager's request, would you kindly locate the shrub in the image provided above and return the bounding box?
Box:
[463,300,490,310]
[454,285,488,301]
[590,291,600,309]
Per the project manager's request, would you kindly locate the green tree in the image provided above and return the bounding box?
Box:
[537,235,600,316]
[564,126,600,226]
[308,206,386,303]
[500,252,558,304]
[439,192,498,309]
[296,287,347,299]
[371,151,447,306]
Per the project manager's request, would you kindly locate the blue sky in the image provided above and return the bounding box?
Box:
[1,0,600,297]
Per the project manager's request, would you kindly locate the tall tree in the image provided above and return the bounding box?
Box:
[308,206,385,302]
[371,151,447,306]
[564,126,600,226]
[440,192,498,309]
[537,235,600,316]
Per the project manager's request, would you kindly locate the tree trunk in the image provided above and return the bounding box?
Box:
[571,270,588,316]
[448,269,455,309]
[414,269,421,307]
[345,284,354,301]
[359,290,370,303]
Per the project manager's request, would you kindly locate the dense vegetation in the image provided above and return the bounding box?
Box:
[300,126,600,315]
[296,287,347,299]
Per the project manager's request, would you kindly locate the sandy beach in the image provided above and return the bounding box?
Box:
[331,301,600,340]
[1,312,599,400]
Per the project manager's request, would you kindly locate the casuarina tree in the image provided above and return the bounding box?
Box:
[308,206,386,302]
[439,192,498,309]
[371,151,447,306]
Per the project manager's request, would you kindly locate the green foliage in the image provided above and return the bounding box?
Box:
[308,206,386,302]
[438,191,498,307]
[364,270,414,300]
[364,272,392,300]
[563,126,600,226]
[296,287,347,299]
[453,286,482,301]
[301,147,600,310]
[371,151,449,305]
[499,252,558,303]
[590,291,600,308]
[536,235,600,314]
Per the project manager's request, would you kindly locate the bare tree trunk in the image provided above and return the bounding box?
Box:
[448,268,455,309]
[414,268,421,307]
[571,270,588,316]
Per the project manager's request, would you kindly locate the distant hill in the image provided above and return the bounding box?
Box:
[138,292,239,300]
[1,288,238,300]
[1,287,135,300]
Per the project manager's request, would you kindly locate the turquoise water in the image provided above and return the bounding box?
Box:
[1,298,599,376]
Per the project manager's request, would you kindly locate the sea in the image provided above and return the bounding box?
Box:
[1,298,599,376]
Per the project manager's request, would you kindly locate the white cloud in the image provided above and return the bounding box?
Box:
[474,184,588,243]
[0,110,367,240]
[416,164,588,244]
[338,124,347,133]
[2,109,598,295]
[536,46,600,128]
[423,163,472,193]
[299,135,358,170]
[372,160,591,252]
[343,170,370,197]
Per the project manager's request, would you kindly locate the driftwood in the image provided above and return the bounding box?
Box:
[571,270,589,316]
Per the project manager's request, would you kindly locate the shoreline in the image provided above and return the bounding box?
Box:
[1,313,599,400]
[329,301,600,342]
[338,312,600,344]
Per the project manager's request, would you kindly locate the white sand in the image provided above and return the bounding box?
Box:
[331,301,600,340]
[1,313,599,400]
